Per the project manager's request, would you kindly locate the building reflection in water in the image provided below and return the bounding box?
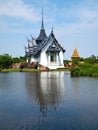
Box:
[25,72,65,116]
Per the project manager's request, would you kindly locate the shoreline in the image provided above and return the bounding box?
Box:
[0,68,69,73]
[1,68,98,78]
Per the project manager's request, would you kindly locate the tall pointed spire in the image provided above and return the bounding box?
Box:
[36,6,47,45]
[41,6,44,30]
[51,26,53,33]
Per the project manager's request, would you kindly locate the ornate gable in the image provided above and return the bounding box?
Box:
[46,30,65,53]
[46,41,61,52]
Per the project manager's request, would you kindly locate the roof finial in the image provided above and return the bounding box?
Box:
[41,5,44,30]
[52,26,53,33]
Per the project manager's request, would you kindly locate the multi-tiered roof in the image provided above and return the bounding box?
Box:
[25,9,65,58]
[36,8,47,45]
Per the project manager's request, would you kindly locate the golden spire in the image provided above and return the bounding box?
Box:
[71,48,80,60]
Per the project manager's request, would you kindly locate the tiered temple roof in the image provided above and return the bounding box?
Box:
[36,8,47,45]
[25,8,65,59]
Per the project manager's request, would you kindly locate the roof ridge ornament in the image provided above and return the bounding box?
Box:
[52,26,53,33]
[41,6,44,30]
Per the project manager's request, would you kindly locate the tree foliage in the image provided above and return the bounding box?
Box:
[85,55,98,64]
[12,56,26,63]
[64,60,70,66]
[72,59,79,67]
[0,54,13,69]
[0,54,25,69]
[71,55,98,77]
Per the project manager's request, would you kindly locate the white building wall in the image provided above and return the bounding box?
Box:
[26,58,28,62]
[31,56,41,63]
[29,37,65,69]
[40,39,52,66]
[40,51,65,69]
[40,51,48,66]
[30,57,35,62]
[59,51,64,66]
[56,53,59,65]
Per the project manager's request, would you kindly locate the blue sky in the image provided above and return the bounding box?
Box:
[0,0,98,60]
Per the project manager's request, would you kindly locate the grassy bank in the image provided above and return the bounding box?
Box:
[0,68,40,72]
[0,68,69,73]
[1,66,98,77]
[70,64,98,77]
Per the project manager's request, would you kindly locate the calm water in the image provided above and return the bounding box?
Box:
[0,71,98,130]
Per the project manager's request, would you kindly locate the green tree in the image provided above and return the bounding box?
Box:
[80,57,84,61]
[0,54,13,69]
[12,57,20,63]
[85,55,97,64]
[63,60,70,67]
[72,59,79,67]
[12,56,25,63]
[19,56,26,62]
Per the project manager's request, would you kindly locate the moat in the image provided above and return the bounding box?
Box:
[0,71,98,130]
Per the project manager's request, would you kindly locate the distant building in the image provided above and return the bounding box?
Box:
[25,10,65,69]
[71,48,80,60]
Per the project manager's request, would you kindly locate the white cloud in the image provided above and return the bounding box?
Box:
[0,0,39,22]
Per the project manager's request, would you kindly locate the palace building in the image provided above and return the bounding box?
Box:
[25,10,65,69]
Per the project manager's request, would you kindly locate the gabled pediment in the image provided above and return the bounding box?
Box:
[46,31,65,53]
[46,41,61,52]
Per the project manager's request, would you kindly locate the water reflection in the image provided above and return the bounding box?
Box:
[1,72,98,130]
[25,72,65,116]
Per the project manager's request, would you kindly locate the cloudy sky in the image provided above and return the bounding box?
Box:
[0,0,98,59]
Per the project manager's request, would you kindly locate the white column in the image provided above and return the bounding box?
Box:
[49,52,50,64]
[26,58,28,63]
[56,53,59,65]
